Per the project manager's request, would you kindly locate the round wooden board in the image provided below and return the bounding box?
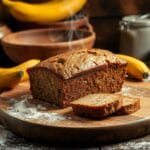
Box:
[0,81,150,145]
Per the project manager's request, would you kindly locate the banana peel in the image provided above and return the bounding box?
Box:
[117,54,150,80]
[3,0,87,24]
[0,71,23,92]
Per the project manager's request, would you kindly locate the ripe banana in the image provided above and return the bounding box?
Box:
[117,54,150,80]
[0,59,40,81]
[3,0,87,24]
[0,71,23,92]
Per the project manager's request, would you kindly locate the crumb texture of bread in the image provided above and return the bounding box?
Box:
[71,93,123,118]
[116,96,140,115]
[28,68,62,106]
[28,49,127,107]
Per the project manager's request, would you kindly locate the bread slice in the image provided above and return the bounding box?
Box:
[71,93,123,118]
[116,96,140,115]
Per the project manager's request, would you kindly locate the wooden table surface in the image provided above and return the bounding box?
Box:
[1,124,150,150]
[0,81,149,149]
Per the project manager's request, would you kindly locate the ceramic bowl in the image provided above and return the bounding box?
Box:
[2,28,96,63]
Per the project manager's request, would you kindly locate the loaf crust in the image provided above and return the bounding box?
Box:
[116,96,140,115]
[28,49,127,107]
[71,94,123,118]
[35,49,127,79]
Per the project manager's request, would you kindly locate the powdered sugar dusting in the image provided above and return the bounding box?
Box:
[7,96,70,122]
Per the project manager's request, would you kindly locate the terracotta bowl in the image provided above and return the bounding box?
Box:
[2,28,96,63]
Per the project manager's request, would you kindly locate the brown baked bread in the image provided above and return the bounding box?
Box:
[27,48,127,107]
[116,96,140,115]
[71,93,123,118]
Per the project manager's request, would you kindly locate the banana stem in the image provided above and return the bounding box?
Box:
[143,72,149,79]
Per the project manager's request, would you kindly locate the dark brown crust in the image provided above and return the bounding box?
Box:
[116,97,140,115]
[32,62,127,80]
[35,49,127,80]
[71,95,123,118]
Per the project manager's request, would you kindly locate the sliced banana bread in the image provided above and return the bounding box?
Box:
[71,93,123,118]
[116,96,140,115]
[27,49,127,107]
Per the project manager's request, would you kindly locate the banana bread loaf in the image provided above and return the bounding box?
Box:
[28,49,127,107]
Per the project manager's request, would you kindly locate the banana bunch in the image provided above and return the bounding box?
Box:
[2,0,87,24]
[117,54,150,80]
[0,59,40,92]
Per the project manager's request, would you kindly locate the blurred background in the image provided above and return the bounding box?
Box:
[0,0,150,66]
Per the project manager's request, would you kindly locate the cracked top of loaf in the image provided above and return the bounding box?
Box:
[36,49,127,79]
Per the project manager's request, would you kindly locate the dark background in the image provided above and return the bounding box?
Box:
[0,0,150,66]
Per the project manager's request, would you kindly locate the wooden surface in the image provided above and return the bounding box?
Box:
[1,123,150,150]
[0,81,149,145]
[1,124,150,150]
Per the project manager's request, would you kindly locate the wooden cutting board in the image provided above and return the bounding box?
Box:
[0,81,150,145]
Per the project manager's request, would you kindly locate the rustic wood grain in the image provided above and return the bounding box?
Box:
[1,122,150,150]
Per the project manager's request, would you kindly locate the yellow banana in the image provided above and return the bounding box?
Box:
[3,0,87,24]
[0,71,23,92]
[0,59,40,81]
[117,54,150,80]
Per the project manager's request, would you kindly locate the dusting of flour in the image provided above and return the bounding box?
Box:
[122,86,150,98]
[7,95,70,122]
